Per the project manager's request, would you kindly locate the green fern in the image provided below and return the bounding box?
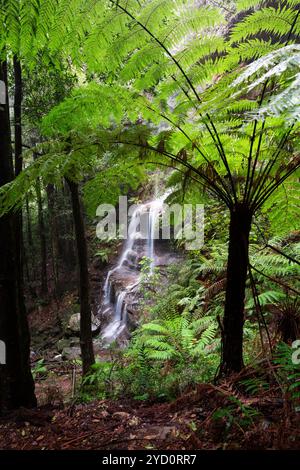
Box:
[274,342,300,402]
[134,313,217,363]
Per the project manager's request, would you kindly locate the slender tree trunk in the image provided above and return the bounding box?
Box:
[220,203,252,375]
[65,177,95,375]
[35,177,48,296]
[61,182,76,271]
[25,196,35,279]
[25,195,37,297]
[46,184,59,296]
[0,60,36,411]
[25,196,33,247]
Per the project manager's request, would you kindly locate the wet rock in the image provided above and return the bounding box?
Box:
[66,313,101,337]
[61,346,81,360]
[126,308,139,331]
[112,411,131,420]
[30,350,37,361]
[53,354,62,362]
[56,338,71,352]
[69,337,80,346]
[93,257,107,270]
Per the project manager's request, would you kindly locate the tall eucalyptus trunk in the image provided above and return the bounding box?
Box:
[35,176,48,296]
[0,59,36,411]
[65,177,95,375]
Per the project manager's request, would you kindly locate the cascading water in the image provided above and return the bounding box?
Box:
[100,193,169,343]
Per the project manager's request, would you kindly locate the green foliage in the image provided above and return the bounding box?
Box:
[80,361,117,401]
[1,0,300,393]
[240,376,270,395]
[83,157,145,218]
[41,83,136,137]
[249,242,300,297]
[212,396,261,432]
[261,183,300,236]
[23,59,77,126]
[31,359,48,380]
[231,6,297,43]
[139,256,161,291]
[135,314,217,361]
[232,44,300,122]
[0,0,100,63]
[274,342,300,402]
[94,249,110,264]
[1,0,299,225]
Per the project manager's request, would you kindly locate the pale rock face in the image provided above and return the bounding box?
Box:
[67,313,101,336]
[61,346,82,360]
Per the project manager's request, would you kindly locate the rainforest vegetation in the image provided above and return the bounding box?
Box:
[0,0,300,453]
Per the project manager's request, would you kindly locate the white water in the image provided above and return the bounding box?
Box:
[100,193,169,343]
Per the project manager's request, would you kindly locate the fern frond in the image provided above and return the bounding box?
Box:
[230,7,298,43]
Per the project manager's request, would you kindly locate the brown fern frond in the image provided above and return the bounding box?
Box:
[205,277,227,302]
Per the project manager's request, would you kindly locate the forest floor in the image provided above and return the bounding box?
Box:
[1,377,300,450]
[4,240,298,451]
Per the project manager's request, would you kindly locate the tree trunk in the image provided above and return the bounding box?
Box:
[35,177,48,296]
[220,203,252,375]
[65,177,95,375]
[61,181,76,271]
[0,60,36,411]
[25,195,37,297]
[13,56,36,407]
[46,184,59,296]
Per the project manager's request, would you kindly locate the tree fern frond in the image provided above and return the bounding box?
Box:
[230,7,298,43]
[236,0,265,11]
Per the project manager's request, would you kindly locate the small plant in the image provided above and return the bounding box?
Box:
[212,396,260,434]
[275,298,300,344]
[240,377,270,396]
[94,248,109,263]
[79,358,120,401]
[32,358,48,380]
[139,257,160,289]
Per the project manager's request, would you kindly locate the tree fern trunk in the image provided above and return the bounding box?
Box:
[65,177,95,375]
[220,203,252,375]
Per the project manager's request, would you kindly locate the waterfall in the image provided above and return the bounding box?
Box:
[100,192,170,343]
[115,291,126,322]
[147,199,165,274]
[102,206,141,306]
